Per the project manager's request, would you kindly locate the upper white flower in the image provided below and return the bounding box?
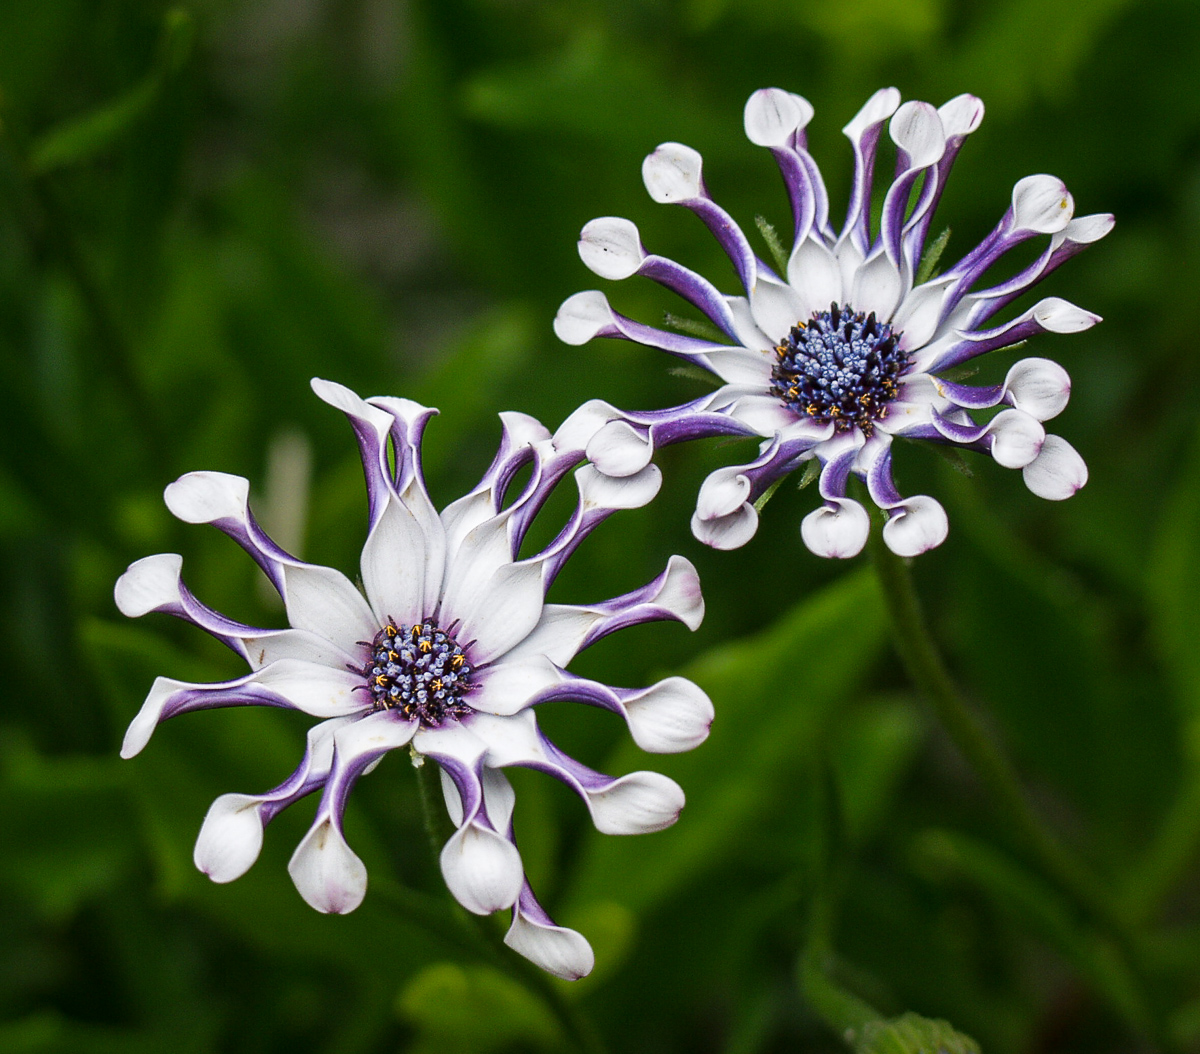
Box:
[115,379,713,979]
[556,87,1112,558]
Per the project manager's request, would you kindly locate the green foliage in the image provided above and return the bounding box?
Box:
[1,0,1199,1050]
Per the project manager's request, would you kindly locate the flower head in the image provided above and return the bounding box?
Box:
[556,87,1112,558]
[115,379,713,979]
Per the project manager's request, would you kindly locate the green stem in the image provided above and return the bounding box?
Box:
[867,534,1168,1045]
[412,758,608,1054]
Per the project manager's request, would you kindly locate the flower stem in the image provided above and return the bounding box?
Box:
[866,533,1166,1044]
[411,758,608,1054]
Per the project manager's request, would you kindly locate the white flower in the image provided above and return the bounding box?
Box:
[115,379,713,979]
[556,87,1111,558]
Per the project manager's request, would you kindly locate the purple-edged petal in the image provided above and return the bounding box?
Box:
[121,660,368,760]
[506,883,595,981]
[194,716,349,882]
[287,712,416,914]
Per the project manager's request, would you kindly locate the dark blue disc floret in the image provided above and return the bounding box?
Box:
[358,619,474,727]
[770,303,909,437]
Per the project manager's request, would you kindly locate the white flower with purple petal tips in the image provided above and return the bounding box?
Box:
[115,379,713,980]
[556,87,1112,558]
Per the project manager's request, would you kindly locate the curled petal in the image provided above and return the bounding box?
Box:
[691,504,759,550]
[882,495,948,557]
[288,818,368,914]
[1012,174,1074,234]
[579,216,646,280]
[586,420,653,477]
[642,142,704,203]
[506,884,595,981]
[987,409,1046,469]
[696,465,751,521]
[194,794,270,884]
[744,87,813,147]
[801,499,870,559]
[1023,435,1088,500]
[440,821,524,915]
[576,462,662,510]
[585,771,684,835]
[614,677,714,754]
[1004,357,1071,421]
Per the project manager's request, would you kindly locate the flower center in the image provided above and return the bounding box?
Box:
[360,620,474,726]
[770,303,909,437]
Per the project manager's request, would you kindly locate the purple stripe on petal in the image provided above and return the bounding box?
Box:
[935,379,1006,410]
[638,255,740,337]
[930,408,988,444]
[680,196,758,295]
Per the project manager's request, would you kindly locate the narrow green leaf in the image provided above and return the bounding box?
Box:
[753,476,784,512]
[566,570,888,914]
[797,458,821,490]
[914,227,951,286]
[663,311,726,343]
[856,1012,980,1054]
[755,214,790,276]
[28,7,194,174]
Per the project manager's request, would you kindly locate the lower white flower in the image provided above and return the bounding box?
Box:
[115,379,713,980]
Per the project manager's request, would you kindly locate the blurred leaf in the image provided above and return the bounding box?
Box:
[566,569,887,915]
[28,8,194,175]
[395,961,560,1054]
[856,1011,980,1054]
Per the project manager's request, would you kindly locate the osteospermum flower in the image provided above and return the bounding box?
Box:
[114,379,713,979]
[555,87,1112,558]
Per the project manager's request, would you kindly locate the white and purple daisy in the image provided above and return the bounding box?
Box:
[114,379,713,980]
[555,87,1112,558]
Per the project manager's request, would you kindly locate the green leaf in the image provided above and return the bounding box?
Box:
[663,311,727,343]
[856,1012,980,1054]
[755,214,790,276]
[396,962,560,1054]
[913,227,951,286]
[565,570,888,915]
[28,8,194,174]
[753,476,785,512]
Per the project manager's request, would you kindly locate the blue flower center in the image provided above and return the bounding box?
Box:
[360,620,474,726]
[770,303,909,437]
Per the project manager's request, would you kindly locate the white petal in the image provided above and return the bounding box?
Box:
[743,87,812,147]
[1063,213,1114,244]
[469,657,562,716]
[579,217,646,280]
[440,767,464,827]
[310,379,397,436]
[695,465,751,520]
[642,142,704,203]
[1012,175,1074,234]
[787,239,843,320]
[652,554,705,631]
[288,819,368,914]
[1005,358,1071,421]
[194,794,266,883]
[850,251,904,320]
[801,499,871,559]
[690,505,759,550]
[623,678,714,753]
[882,496,948,557]
[554,290,614,345]
[585,771,684,835]
[586,420,653,477]
[440,823,524,914]
[281,563,377,651]
[749,276,805,344]
[505,912,594,981]
[457,560,548,666]
[938,93,984,137]
[889,101,945,168]
[576,463,662,511]
[726,296,775,353]
[1023,435,1087,500]
[114,553,184,617]
[164,471,248,524]
[723,393,799,436]
[360,495,429,626]
[701,349,774,385]
[988,409,1046,469]
[843,87,901,141]
[893,277,955,352]
[1030,296,1100,333]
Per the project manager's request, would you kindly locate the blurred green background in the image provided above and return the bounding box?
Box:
[2,0,1200,1050]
